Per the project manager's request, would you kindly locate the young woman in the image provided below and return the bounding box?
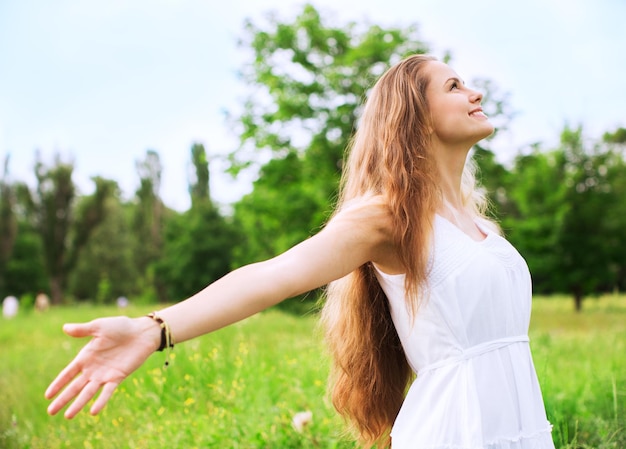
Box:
[45,55,555,449]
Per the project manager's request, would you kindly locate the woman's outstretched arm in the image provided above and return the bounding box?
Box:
[45,196,395,419]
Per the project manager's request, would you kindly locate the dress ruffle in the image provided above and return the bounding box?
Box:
[392,428,554,449]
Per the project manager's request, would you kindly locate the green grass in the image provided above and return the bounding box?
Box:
[531,294,626,448]
[1,295,625,448]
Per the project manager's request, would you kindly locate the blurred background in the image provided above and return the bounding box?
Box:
[1,0,625,308]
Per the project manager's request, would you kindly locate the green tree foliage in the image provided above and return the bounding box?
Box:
[31,155,114,304]
[503,126,625,310]
[1,173,47,298]
[155,144,237,301]
[603,126,626,144]
[504,147,569,295]
[0,156,18,295]
[189,142,211,207]
[33,155,75,304]
[3,222,47,297]
[229,3,429,267]
[131,149,167,301]
[66,177,118,276]
[68,182,139,302]
[156,203,236,301]
[233,152,319,265]
[603,131,626,291]
[551,127,620,310]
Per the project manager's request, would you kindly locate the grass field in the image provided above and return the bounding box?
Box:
[1,294,624,448]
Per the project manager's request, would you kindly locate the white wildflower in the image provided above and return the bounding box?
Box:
[292,410,313,433]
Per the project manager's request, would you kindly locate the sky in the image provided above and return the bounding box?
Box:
[1,0,624,211]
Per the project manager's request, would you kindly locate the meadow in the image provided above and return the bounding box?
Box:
[1,295,624,449]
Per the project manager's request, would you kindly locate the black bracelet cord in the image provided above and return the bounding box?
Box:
[146,312,175,367]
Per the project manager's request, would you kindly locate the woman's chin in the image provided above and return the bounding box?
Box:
[476,122,496,141]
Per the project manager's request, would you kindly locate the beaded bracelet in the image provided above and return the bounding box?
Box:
[147,312,175,367]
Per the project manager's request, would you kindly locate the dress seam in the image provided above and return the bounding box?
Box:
[483,424,554,445]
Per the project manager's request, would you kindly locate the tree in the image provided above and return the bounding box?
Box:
[33,155,113,304]
[229,3,430,266]
[68,181,139,302]
[553,126,622,310]
[0,155,17,296]
[504,147,569,295]
[1,174,48,298]
[66,177,118,276]
[189,142,211,207]
[602,128,626,290]
[131,150,167,301]
[603,126,626,145]
[156,203,236,301]
[155,144,237,301]
[34,155,75,304]
[3,221,48,298]
[505,126,623,311]
[232,152,319,265]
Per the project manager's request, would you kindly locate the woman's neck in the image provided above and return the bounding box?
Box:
[431,136,471,189]
[435,152,468,209]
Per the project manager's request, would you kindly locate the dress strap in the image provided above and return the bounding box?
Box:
[418,335,530,375]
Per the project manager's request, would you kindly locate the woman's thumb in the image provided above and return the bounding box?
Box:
[62,321,96,338]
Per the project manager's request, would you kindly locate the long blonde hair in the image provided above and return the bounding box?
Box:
[320,54,492,448]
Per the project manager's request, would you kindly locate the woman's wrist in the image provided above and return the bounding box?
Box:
[136,316,162,353]
[142,313,176,367]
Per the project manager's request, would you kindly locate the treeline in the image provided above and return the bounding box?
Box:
[1,4,624,311]
[476,127,626,310]
[0,144,237,307]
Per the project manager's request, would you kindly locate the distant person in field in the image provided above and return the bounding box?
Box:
[45,55,555,449]
[35,292,50,312]
[2,295,18,318]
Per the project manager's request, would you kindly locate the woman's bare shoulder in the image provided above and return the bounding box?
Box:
[327,194,393,241]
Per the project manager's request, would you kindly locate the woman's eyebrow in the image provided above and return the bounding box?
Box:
[445,77,465,86]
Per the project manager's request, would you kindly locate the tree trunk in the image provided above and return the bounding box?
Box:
[50,276,64,305]
[573,290,583,312]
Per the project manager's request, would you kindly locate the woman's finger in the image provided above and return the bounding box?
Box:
[45,360,82,401]
[47,373,88,416]
[90,382,119,416]
[64,380,102,419]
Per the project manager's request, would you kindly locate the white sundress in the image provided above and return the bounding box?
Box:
[374,214,555,449]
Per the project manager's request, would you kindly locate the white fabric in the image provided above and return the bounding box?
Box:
[374,214,555,449]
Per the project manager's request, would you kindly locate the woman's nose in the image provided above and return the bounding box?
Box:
[469,89,483,104]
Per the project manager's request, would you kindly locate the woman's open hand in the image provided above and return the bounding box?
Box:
[45,316,159,419]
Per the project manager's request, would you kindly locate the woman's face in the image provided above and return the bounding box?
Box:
[424,61,494,147]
